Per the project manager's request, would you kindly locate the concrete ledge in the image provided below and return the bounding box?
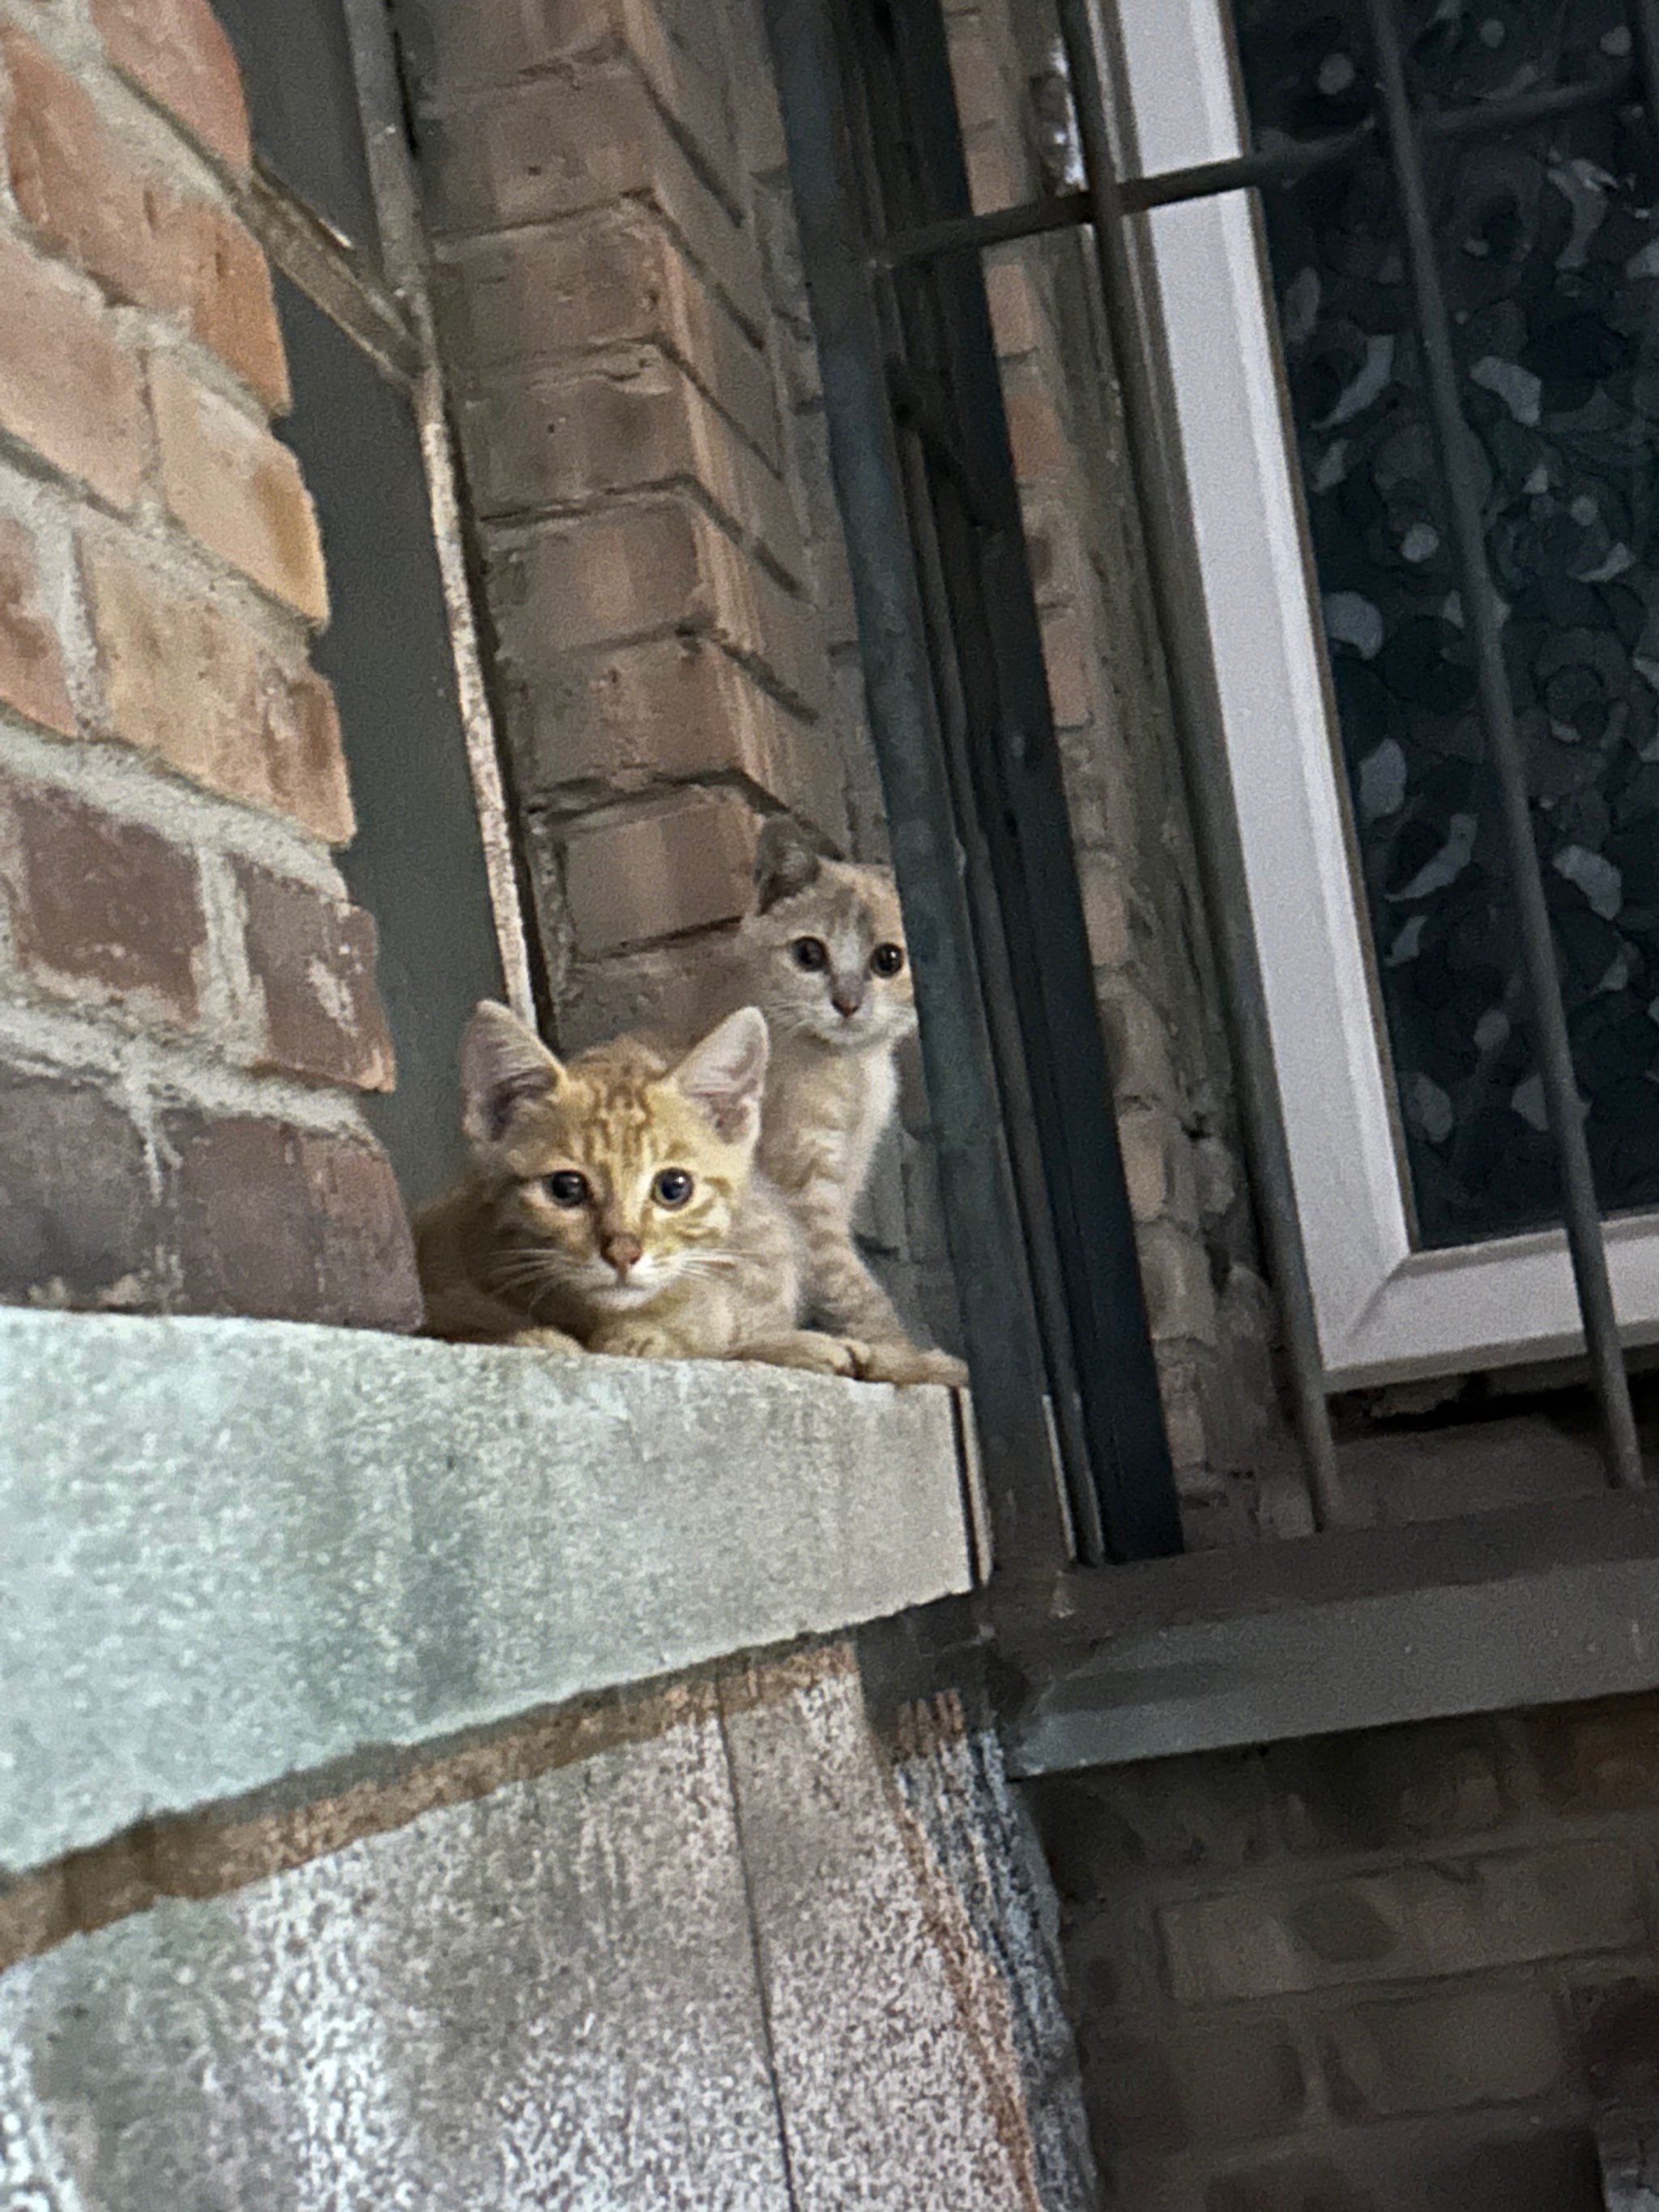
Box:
[1006,1492,1659,1774]
[0,1309,972,1877]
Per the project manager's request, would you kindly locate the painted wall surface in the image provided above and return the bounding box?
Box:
[0,1657,1098,2212]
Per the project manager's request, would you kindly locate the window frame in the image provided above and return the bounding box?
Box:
[1112,0,1659,1387]
[226,0,539,1040]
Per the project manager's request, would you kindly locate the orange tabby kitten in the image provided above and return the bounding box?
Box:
[737,820,968,1388]
[416,999,918,1377]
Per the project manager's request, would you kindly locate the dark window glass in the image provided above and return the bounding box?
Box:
[272,275,504,1208]
[211,0,382,259]
[1233,0,1659,1247]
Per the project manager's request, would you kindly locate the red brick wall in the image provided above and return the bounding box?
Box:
[0,0,419,1329]
[398,0,850,1040]
[1029,1693,1659,2208]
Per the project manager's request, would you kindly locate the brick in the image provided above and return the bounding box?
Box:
[1099,972,1179,1107]
[0,1065,158,1305]
[430,64,764,337]
[1043,605,1094,731]
[1322,1983,1564,2120]
[1569,1977,1659,2104]
[168,1113,320,1318]
[235,860,395,1091]
[464,357,804,583]
[301,1132,424,1331]
[1081,2031,1183,2156]
[1160,1843,1644,2004]
[440,216,780,467]
[6,780,203,1022]
[1139,1222,1218,1345]
[420,0,736,154]
[1118,1104,1172,1222]
[83,544,353,842]
[946,21,1012,135]
[169,1112,420,1327]
[1005,380,1068,480]
[497,498,825,715]
[555,936,729,1052]
[1026,1753,1276,1898]
[984,257,1045,360]
[560,788,758,952]
[1079,852,1130,967]
[508,632,845,839]
[1412,2125,1601,2212]
[0,512,74,736]
[148,355,328,620]
[965,128,1024,218]
[0,229,144,508]
[1205,2156,1378,2212]
[1527,1691,1659,1811]
[1181,2020,1308,2146]
[2,31,286,408]
[91,0,250,170]
[1266,1718,1518,1854]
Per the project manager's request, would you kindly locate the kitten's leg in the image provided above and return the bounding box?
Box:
[506,1326,587,1356]
[423,1283,582,1352]
[792,1183,969,1384]
[857,1342,969,1389]
[791,1180,911,1342]
[588,1317,723,1361]
[737,1329,873,1378]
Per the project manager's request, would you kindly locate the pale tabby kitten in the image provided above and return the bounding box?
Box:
[416,998,924,1379]
[738,819,968,1390]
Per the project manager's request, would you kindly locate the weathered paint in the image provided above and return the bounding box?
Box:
[723,1663,1090,2211]
[0,1308,971,1877]
[1,1659,1098,2212]
[0,1711,792,2210]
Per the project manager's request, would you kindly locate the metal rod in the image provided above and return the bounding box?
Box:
[1123,122,1377,211]
[766,0,1077,1574]
[1634,0,1659,177]
[876,62,1631,272]
[886,0,1180,1561]
[1425,62,1632,139]
[1055,0,1351,1528]
[1363,0,1642,1489]
[875,190,1090,268]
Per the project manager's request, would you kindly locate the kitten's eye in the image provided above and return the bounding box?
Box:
[870,942,906,978]
[791,937,829,971]
[653,1168,695,1208]
[544,1170,590,1208]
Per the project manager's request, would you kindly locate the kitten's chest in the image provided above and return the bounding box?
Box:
[766,1048,894,1191]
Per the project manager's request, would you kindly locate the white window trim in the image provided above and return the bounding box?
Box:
[1113,0,1659,1386]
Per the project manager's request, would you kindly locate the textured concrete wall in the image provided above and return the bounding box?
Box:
[1,1652,1099,2212]
[0,1305,971,1877]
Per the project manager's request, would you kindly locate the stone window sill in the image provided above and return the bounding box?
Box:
[0,1309,975,1879]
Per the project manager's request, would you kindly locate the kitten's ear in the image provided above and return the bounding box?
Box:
[671,1006,770,1142]
[461,1001,565,1149]
[753,817,821,913]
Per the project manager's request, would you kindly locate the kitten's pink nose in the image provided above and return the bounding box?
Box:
[831,985,863,1018]
[603,1232,643,1277]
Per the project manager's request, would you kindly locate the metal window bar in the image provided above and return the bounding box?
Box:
[839,0,1655,1503]
[768,0,1184,1568]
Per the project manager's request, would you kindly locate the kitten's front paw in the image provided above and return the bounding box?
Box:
[590,1321,693,1361]
[740,1330,870,1377]
[507,1326,586,1356]
[860,1342,970,1388]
